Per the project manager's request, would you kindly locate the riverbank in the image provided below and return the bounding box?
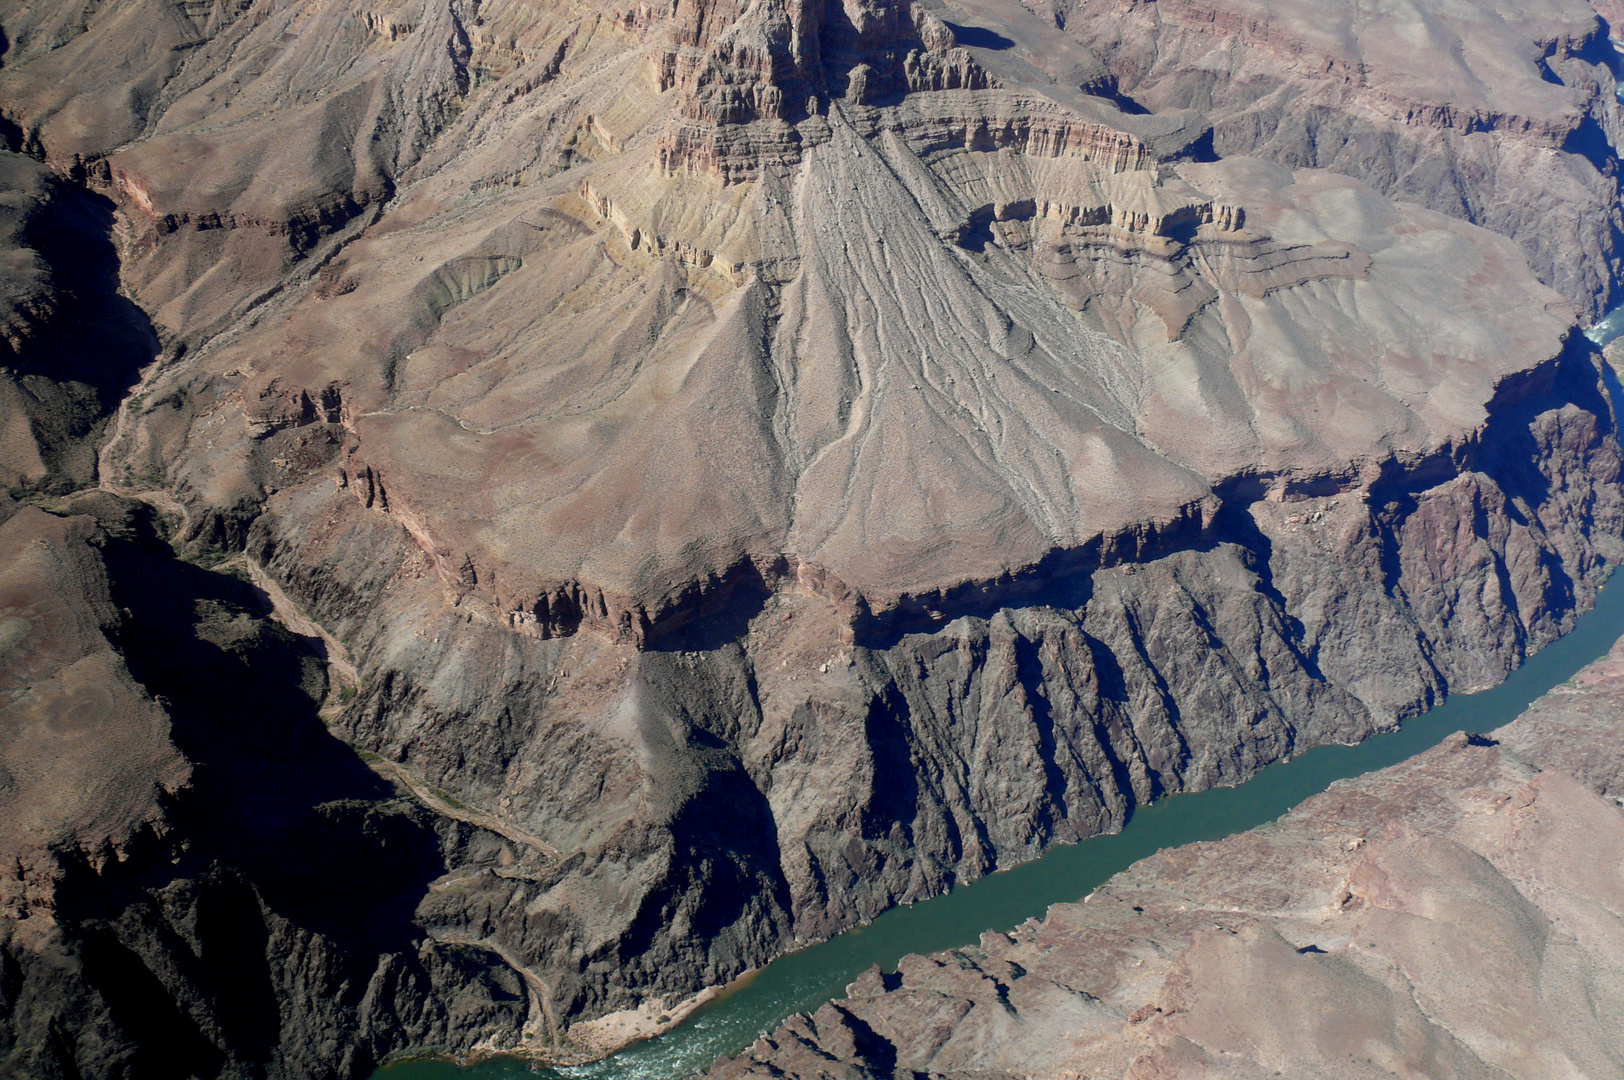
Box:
[714,592,1624,1079]
[373,573,1624,1080]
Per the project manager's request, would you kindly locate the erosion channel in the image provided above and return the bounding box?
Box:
[374,574,1624,1080]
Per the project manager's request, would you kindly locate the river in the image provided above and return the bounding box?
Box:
[374,573,1624,1080]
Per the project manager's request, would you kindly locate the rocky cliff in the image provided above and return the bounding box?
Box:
[1054,0,1624,322]
[712,611,1624,1080]
[2,0,1624,1073]
[0,494,550,1078]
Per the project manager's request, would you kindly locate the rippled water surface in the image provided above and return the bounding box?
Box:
[1587,306,1624,347]
[375,574,1624,1080]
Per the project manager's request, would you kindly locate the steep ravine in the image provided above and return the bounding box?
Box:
[0,496,537,1080]
[373,533,1624,1080]
[708,581,1624,1080]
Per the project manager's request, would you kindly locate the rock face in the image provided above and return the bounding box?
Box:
[1,0,1624,1072]
[1052,0,1624,320]
[711,625,1624,1080]
[0,494,551,1078]
[0,151,156,490]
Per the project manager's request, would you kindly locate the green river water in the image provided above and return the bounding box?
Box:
[375,573,1624,1080]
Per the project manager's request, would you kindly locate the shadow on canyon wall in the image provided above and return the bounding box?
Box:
[39,499,455,1080]
[4,179,158,491]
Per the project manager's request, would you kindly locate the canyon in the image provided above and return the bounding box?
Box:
[712,609,1624,1080]
[1,0,1624,1074]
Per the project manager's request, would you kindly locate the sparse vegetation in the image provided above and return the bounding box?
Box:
[429,786,467,811]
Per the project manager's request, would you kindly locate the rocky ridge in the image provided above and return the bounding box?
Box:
[711,615,1624,1080]
[1,0,1623,1072]
[0,493,591,1078]
[1053,0,1624,321]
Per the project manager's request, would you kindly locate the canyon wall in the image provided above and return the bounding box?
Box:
[1,0,1623,1073]
[712,595,1624,1080]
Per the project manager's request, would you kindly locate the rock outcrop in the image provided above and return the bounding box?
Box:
[224,329,1622,1057]
[0,151,155,490]
[712,619,1624,1080]
[0,0,1623,1072]
[0,495,544,1078]
[1055,0,1624,321]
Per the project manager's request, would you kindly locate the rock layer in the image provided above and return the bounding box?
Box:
[233,337,1622,1050]
[0,0,1623,1072]
[1053,0,1624,321]
[712,616,1624,1080]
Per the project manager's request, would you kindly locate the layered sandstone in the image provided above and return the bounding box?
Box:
[1051,0,1624,319]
